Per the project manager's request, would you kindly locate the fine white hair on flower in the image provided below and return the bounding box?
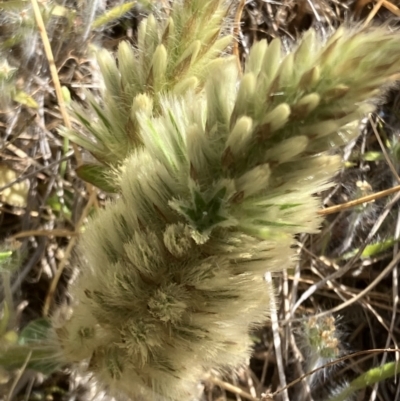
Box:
[50,4,400,400]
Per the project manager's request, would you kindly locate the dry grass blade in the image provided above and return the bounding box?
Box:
[318,184,400,215]
[29,0,81,166]
[10,229,78,240]
[299,250,400,321]
[208,377,259,401]
[362,0,385,26]
[5,350,32,401]
[382,0,400,16]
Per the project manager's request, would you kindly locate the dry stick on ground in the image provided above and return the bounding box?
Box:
[10,229,78,240]
[362,0,385,27]
[208,376,260,401]
[30,0,82,167]
[318,184,400,215]
[360,0,400,26]
[382,0,400,16]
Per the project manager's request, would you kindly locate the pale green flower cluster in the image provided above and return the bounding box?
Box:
[302,314,341,392]
[63,0,232,170]
[53,2,400,400]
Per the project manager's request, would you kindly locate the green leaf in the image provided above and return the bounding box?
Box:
[92,2,136,29]
[0,249,21,273]
[279,203,302,210]
[392,142,400,162]
[13,91,38,108]
[342,238,398,260]
[89,100,113,131]
[193,190,207,211]
[46,194,72,220]
[0,344,60,374]
[328,362,400,401]
[0,251,12,263]
[5,318,60,374]
[0,1,29,10]
[2,330,18,344]
[253,219,299,228]
[19,318,52,345]
[362,151,383,162]
[76,164,117,193]
[0,303,10,337]
[188,188,228,231]
[58,127,102,155]
[50,4,70,17]
[207,187,227,215]
[61,86,71,104]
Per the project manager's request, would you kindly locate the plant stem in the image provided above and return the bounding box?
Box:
[328,362,400,401]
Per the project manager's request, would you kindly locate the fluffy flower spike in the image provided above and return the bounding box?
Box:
[61,0,232,169]
[53,22,400,401]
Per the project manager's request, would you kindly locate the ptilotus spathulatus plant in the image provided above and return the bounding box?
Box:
[62,0,232,185]
[51,22,400,400]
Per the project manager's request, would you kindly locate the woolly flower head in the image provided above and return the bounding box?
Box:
[304,315,340,361]
[54,18,400,401]
[62,0,232,178]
